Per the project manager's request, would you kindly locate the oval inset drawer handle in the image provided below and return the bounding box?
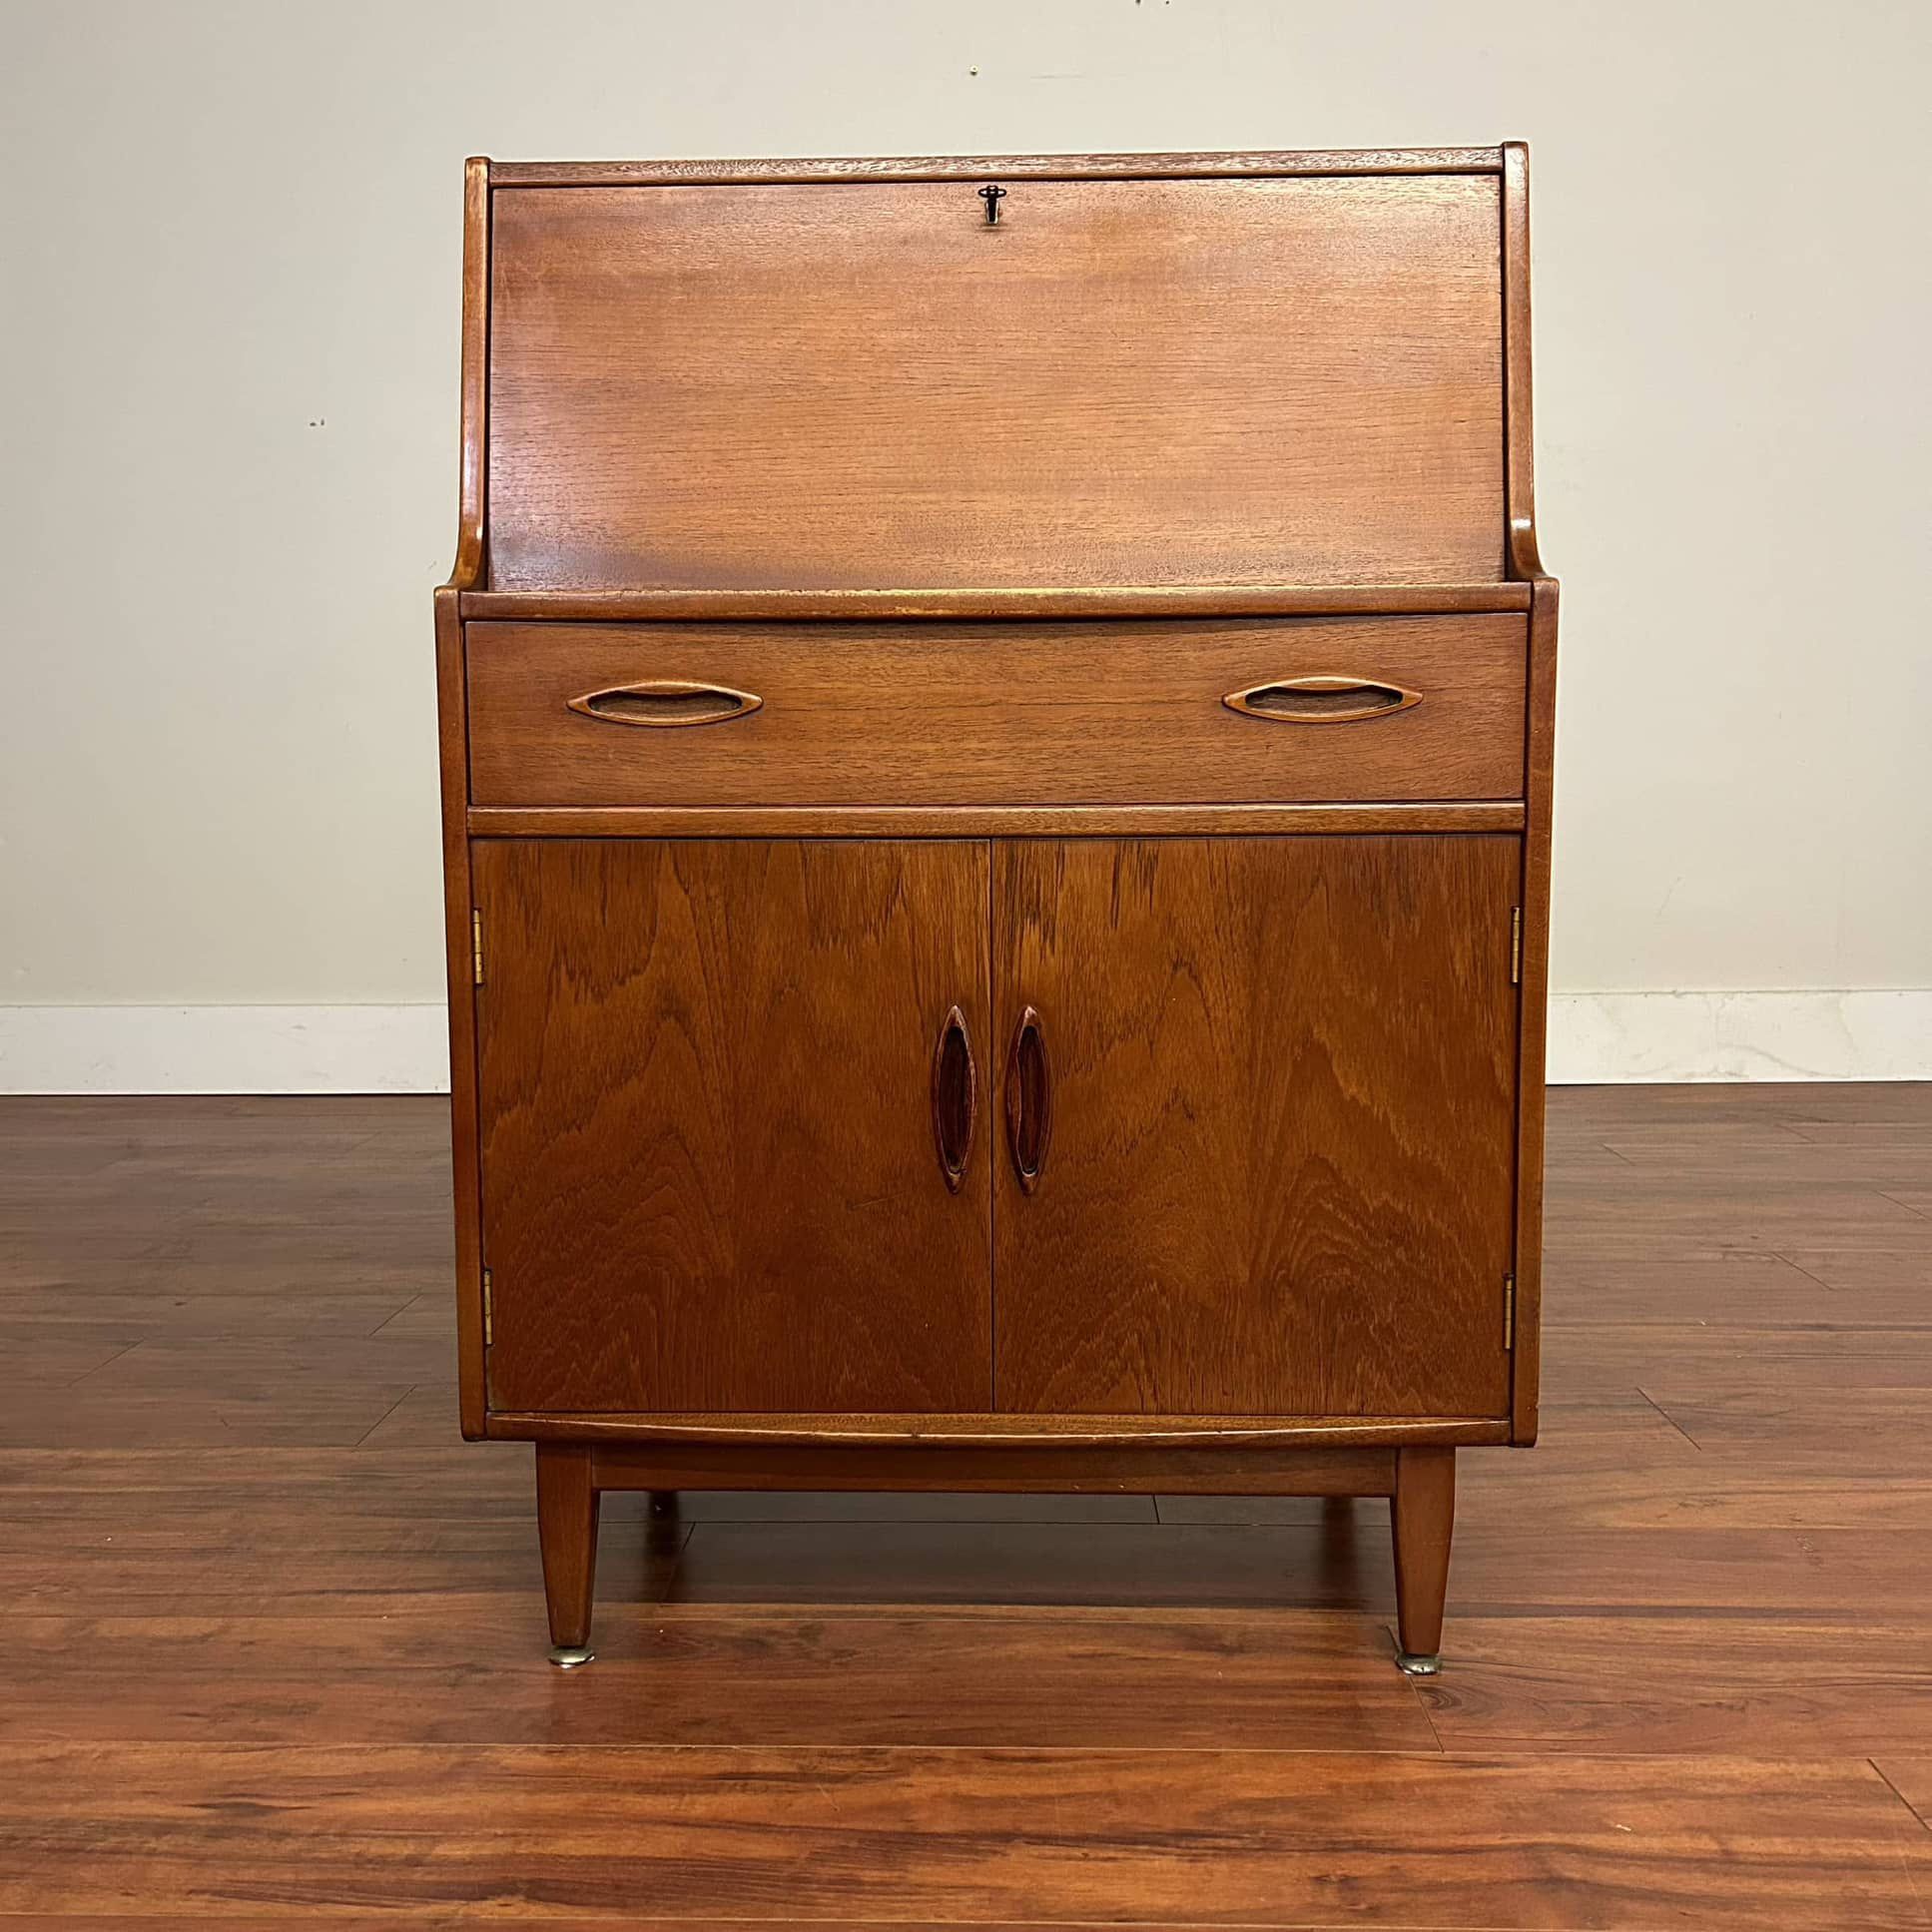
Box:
[568,680,764,728]
[1003,1006,1050,1195]
[1223,676,1421,724]
[931,1005,976,1194]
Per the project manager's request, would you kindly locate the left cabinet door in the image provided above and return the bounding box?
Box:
[472,839,992,1416]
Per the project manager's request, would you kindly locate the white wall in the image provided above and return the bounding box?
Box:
[3,0,1929,1086]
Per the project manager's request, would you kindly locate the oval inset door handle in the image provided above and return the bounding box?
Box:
[568,680,763,728]
[1003,1005,1050,1194]
[931,1005,976,1193]
[1223,676,1420,724]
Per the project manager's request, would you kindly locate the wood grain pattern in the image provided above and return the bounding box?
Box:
[533,1440,597,1648]
[1421,1615,1932,1755]
[1502,141,1545,583]
[516,1413,1499,1448]
[437,144,1552,1711]
[1511,577,1559,1442]
[457,581,1535,621]
[472,840,992,1414]
[0,1608,1436,1750]
[490,147,1508,187]
[431,589,484,1436]
[465,616,1528,809]
[1391,1444,1456,1657]
[5,1743,1926,1925]
[1500,142,1555,1446]
[486,176,1505,592]
[992,838,1520,1416]
[4,1088,1931,1922]
[468,801,1528,840]
[447,158,488,592]
[1878,1759,1932,1834]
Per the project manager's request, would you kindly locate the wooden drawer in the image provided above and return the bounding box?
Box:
[465,615,1526,809]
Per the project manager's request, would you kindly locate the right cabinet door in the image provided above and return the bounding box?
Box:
[993,837,1519,1418]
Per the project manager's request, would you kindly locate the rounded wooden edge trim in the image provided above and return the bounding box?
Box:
[447,157,489,592]
[1502,141,1550,583]
[467,803,1529,839]
[482,1413,1513,1449]
[489,147,1507,188]
[1223,675,1423,724]
[433,588,486,1437]
[566,679,765,728]
[459,583,1533,621]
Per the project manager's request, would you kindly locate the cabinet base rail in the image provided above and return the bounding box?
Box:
[532,1437,1459,1675]
[488,1411,1509,1449]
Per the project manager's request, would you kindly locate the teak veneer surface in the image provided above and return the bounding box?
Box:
[485,175,1506,592]
[992,837,1519,1416]
[468,801,1528,840]
[458,581,1536,621]
[434,144,1559,1715]
[492,147,1510,186]
[473,839,993,1414]
[465,615,1528,809]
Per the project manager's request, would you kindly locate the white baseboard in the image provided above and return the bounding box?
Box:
[1,991,1927,1093]
[0,1004,451,1095]
[1544,988,1932,1084]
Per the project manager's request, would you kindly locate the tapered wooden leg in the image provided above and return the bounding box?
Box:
[535,1442,600,1666]
[1390,1445,1455,1674]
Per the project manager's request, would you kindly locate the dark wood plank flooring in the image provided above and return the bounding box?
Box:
[0,1086,1929,1925]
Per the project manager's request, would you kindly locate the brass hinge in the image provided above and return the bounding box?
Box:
[481,1266,493,1346]
[1503,1272,1517,1349]
[1510,906,1524,985]
[471,909,484,986]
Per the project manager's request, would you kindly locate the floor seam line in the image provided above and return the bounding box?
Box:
[349,1384,419,1448]
[1632,1385,1704,1450]
[1876,1190,1932,1224]
[63,1339,145,1388]
[1871,1757,1932,1838]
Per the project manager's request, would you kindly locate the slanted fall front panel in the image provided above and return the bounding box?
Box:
[484,176,1506,592]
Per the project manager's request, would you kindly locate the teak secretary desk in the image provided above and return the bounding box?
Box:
[434,145,1558,1674]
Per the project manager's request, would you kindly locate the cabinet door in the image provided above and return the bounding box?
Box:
[994,837,1518,1417]
[474,840,991,1415]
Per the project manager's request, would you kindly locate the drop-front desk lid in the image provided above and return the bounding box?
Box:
[472,151,1519,596]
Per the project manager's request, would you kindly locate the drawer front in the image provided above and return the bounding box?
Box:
[466,615,1526,809]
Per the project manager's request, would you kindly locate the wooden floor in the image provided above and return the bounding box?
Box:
[1,1086,1930,1925]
